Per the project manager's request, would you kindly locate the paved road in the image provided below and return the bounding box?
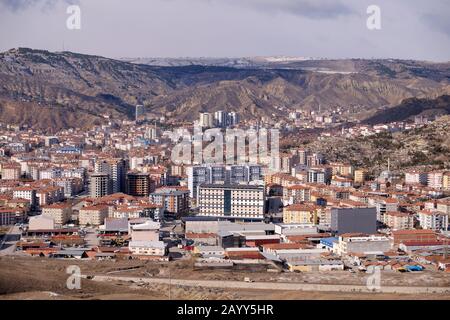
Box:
[0,225,21,256]
[85,274,450,295]
[0,227,10,250]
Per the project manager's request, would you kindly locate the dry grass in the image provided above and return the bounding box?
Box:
[1,256,449,300]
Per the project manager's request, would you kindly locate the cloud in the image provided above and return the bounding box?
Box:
[0,0,448,61]
[424,15,450,37]
[206,0,354,19]
[0,0,77,12]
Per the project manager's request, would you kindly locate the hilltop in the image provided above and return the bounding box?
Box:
[308,115,450,174]
[0,48,449,130]
[364,95,450,125]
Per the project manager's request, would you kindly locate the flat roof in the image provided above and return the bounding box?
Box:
[197,246,224,252]
[27,228,78,233]
[287,259,343,266]
[199,184,264,190]
[129,240,166,249]
[54,250,88,255]
[245,235,280,240]
[182,216,221,222]
[132,221,161,230]
[320,237,339,246]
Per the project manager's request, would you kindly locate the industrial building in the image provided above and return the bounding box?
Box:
[331,207,377,235]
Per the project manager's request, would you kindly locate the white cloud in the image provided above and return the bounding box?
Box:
[203,0,354,19]
[0,0,448,61]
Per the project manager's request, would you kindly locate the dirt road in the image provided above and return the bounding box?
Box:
[86,274,450,295]
[1,256,449,300]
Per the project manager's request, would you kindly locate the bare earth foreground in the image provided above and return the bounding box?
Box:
[1,256,449,300]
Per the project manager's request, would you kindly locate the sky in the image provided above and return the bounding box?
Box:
[0,0,449,61]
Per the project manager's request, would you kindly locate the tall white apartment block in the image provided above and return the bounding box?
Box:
[198,184,265,219]
[418,210,449,231]
[427,171,443,189]
[95,159,126,193]
[187,164,262,199]
[199,113,214,128]
[405,170,428,185]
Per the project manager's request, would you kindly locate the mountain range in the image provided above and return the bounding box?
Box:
[1,48,449,130]
[364,95,450,124]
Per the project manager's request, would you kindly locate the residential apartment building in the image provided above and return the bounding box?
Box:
[228,165,262,184]
[0,208,25,225]
[354,169,367,184]
[12,187,37,208]
[150,187,190,215]
[307,167,332,184]
[95,159,127,193]
[39,167,62,180]
[370,198,399,222]
[199,112,214,128]
[436,200,450,216]
[111,206,142,219]
[36,186,64,206]
[330,163,354,177]
[128,240,166,256]
[405,170,427,185]
[283,185,311,205]
[198,184,265,219]
[283,204,320,224]
[331,176,353,188]
[1,163,21,180]
[126,172,152,197]
[79,205,109,226]
[306,153,325,167]
[272,153,300,174]
[383,211,414,230]
[213,110,239,128]
[110,204,163,221]
[54,177,83,197]
[443,172,450,190]
[90,173,112,198]
[61,167,86,180]
[418,210,449,231]
[265,172,300,187]
[41,203,72,225]
[297,149,308,165]
[187,165,226,199]
[187,164,262,199]
[428,171,443,189]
